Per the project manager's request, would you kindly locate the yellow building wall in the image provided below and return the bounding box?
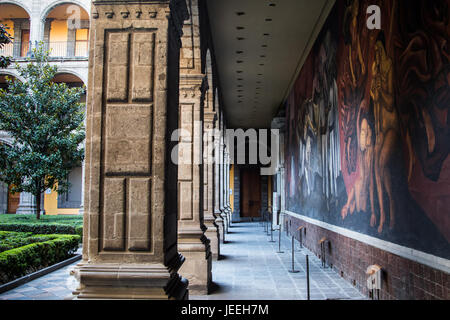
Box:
[44,182,79,215]
[49,20,67,56]
[229,165,234,212]
[0,20,15,39]
[75,28,88,41]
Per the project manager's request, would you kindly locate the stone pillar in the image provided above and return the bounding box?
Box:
[67,27,76,57]
[271,117,286,229]
[224,150,232,226]
[0,182,8,214]
[78,159,85,215]
[11,19,23,58]
[213,114,224,245]
[177,74,212,295]
[219,115,228,235]
[16,191,36,215]
[29,16,40,46]
[43,18,53,52]
[71,0,189,300]
[204,110,219,259]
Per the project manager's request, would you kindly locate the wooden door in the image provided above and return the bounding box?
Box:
[7,185,20,214]
[21,30,30,57]
[240,168,261,218]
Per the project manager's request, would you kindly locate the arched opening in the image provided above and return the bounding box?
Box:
[52,72,86,102]
[43,3,89,58]
[43,72,85,215]
[0,3,31,58]
[0,73,19,90]
[0,138,19,214]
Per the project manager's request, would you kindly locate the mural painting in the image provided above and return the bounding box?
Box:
[285,0,450,259]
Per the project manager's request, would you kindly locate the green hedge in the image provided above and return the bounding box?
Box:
[0,215,83,238]
[0,231,62,253]
[0,223,82,238]
[0,232,80,284]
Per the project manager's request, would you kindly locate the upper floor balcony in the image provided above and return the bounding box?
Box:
[0,40,88,60]
[0,2,89,62]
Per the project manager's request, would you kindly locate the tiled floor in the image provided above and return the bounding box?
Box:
[191,222,366,300]
[0,222,366,300]
[0,261,79,300]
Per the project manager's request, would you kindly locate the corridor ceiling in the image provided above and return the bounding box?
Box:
[207,0,333,129]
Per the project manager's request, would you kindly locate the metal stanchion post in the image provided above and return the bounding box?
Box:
[264,213,268,234]
[306,255,310,300]
[285,221,288,237]
[269,224,275,243]
[289,236,299,273]
[277,227,284,253]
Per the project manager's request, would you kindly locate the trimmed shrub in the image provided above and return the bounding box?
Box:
[0,231,61,253]
[0,232,80,284]
[0,215,83,239]
[0,223,81,236]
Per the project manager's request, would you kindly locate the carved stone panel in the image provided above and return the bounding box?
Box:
[132,33,155,102]
[128,178,152,251]
[102,178,126,251]
[105,105,153,175]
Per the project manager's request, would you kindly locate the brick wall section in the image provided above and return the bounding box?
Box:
[286,215,449,300]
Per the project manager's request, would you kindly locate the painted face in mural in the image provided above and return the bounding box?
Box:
[360,118,368,152]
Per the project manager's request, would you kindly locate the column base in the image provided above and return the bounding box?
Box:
[178,228,212,295]
[220,209,228,234]
[204,217,220,260]
[226,206,232,225]
[214,212,225,245]
[71,262,189,300]
[15,206,37,215]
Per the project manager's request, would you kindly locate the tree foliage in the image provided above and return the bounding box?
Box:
[0,44,85,219]
[0,24,12,69]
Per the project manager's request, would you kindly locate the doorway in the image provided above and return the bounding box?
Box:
[240,168,261,218]
[20,30,30,57]
[7,185,20,214]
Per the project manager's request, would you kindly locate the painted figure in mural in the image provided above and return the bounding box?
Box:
[347,0,366,89]
[313,30,341,209]
[297,98,317,197]
[318,31,341,204]
[341,102,375,222]
[340,0,369,176]
[370,31,400,234]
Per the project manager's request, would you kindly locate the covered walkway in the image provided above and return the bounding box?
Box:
[1,223,364,300]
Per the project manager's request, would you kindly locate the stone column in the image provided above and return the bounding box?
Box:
[43,18,53,53]
[0,182,8,214]
[204,111,220,259]
[177,74,212,295]
[29,16,40,47]
[224,150,232,226]
[16,191,36,215]
[271,117,286,229]
[71,0,189,300]
[219,116,228,235]
[213,115,224,245]
[78,159,85,215]
[11,19,23,58]
[67,27,76,57]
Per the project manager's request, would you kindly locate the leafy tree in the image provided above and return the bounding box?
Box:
[0,24,12,68]
[0,44,85,219]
